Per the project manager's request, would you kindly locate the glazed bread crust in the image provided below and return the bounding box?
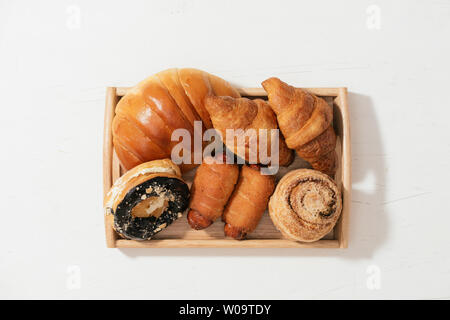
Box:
[112,68,240,171]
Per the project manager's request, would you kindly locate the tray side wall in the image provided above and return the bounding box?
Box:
[103,87,118,248]
[332,88,351,248]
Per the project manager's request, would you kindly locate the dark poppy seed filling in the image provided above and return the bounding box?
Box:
[114,177,189,240]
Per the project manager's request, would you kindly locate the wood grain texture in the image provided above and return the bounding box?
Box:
[103,87,118,248]
[115,239,340,248]
[103,86,351,249]
[335,88,351,248]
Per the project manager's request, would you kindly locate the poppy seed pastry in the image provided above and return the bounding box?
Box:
[268,169,342,242]
[104,159,190,240]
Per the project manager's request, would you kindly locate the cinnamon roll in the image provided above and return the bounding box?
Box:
[268,169,342,242]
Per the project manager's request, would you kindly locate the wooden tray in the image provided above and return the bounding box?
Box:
[103,87,351,248]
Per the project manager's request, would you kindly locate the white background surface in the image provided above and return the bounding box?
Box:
[1,0,449,299]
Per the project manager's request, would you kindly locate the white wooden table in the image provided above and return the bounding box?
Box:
[0,0,449,299]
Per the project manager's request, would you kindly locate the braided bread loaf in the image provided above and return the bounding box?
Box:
[112,68,240,171]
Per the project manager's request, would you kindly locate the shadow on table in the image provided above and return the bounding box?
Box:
[118,92,388,259]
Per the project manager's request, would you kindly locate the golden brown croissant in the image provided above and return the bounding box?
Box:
[261,77,337,175]
[112,68,240,172]
[268,169,342,242]
[187,154,239,230]
[204,95,293,166]
[223,165,275,240]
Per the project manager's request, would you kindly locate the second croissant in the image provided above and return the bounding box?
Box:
[262,77,337,176]
[204,95,293,167]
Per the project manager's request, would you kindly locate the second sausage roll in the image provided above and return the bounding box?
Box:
[223,165,275,240]
[187,155,239,230]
